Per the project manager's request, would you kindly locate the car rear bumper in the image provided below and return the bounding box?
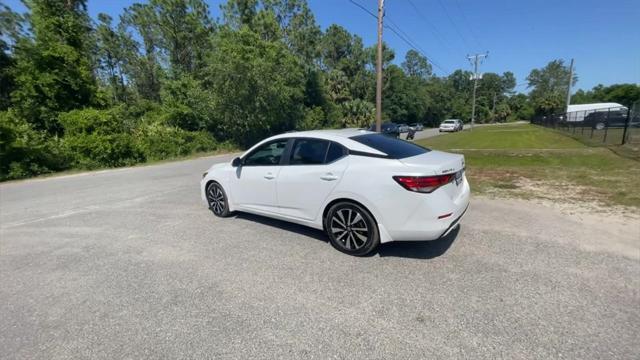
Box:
[438,203,468,238]
[379,176,470,242]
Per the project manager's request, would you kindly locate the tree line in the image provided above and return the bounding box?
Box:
[1,0,638,180]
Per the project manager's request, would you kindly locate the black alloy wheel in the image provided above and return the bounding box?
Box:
[206,182,231,217]
[325,202,380,256]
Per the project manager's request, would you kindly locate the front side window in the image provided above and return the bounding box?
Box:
[290,139,329,165]
[243,140,288,166]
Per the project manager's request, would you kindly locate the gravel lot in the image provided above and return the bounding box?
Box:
[1,153,638,359]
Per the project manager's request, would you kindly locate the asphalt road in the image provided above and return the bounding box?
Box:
[1,152,639,359]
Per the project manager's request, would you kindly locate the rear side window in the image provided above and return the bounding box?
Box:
[290,139,329,165]
[350,134,430,159]
[325,142,347,163]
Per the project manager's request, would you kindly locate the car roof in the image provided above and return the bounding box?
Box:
[247,129,387,156]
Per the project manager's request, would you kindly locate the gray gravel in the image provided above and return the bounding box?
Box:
[1,154,638,359]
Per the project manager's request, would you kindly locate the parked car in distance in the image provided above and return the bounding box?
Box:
[582,110,633,130]
[397,123,410,133]
[201,129,470,256]
[368,122,400,138]
[410,123,424,131]
[439,119,464,132]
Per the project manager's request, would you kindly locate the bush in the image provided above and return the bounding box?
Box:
[62,133,145,169]
[59,108,129,135]
[0,111,70,180]
[135,122,218,161]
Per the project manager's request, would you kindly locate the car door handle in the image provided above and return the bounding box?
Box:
[320,173,339,181]
[264,173,275,180]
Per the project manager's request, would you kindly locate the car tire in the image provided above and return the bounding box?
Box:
[594,122,605,130]
[325,201,380,256]
[206,181,232,218]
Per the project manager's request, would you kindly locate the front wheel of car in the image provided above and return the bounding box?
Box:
[206,181,232,218]
[594,122,605,130]
[325,202,380,256]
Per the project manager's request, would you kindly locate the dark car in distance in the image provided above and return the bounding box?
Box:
[583,110,634,130]
[368,122,400,138]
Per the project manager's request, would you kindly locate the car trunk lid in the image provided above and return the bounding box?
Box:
[398,150,466,197]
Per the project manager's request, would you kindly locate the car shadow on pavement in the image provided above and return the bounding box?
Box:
[234,212,329,243]
[376,225,460,259]
[234,212,459,259]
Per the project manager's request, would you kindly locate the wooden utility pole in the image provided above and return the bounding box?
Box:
[467,52,488,130]
[565,58,574,112]
[375,0,384,132]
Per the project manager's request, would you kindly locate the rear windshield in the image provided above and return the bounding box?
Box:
[350,134,430,159]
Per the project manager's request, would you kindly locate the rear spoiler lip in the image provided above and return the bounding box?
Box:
[347,149,391,159]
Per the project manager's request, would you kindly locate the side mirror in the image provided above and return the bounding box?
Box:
[231,157,242,167]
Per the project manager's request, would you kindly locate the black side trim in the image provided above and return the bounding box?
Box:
[347,149,390,159]
[438,203,469,239]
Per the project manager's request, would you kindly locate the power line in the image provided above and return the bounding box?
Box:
[435,0,473,50]
[384,19,450,75]
[405,0,456,57]
[348,0,377,18]
[452,0,484,50]
[348,0,450,75]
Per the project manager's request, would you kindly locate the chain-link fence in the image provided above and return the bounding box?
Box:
[531,102,640,146]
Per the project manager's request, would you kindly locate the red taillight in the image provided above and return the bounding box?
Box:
[393,174,454,193]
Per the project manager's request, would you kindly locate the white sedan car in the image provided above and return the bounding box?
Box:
[439,119,464,132]
[201,129,469,256]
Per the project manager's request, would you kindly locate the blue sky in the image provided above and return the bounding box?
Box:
[6,0,640,91]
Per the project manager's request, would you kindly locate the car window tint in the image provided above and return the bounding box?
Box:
[290,139,329,165]
[244,140,288,166]
[350,134,430,159]
[325,142,346,163]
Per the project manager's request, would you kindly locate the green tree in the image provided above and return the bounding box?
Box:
[0,4,24,110]
[121,3,164,101]
[382,64,427,123]
[508,93,533,120]
[151,0,215,77]
[401,50,432,80]
[263,0,321,63]
[11,0,97,134]
[572,83,640,108]
[221,0,258,29]
[160,75,216,131]
[95,13,129,103]
[340,99,374,128]
[204,28,305,146]
[527,59,577,115]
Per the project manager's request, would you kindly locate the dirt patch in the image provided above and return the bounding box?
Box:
[472,173,640,219]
